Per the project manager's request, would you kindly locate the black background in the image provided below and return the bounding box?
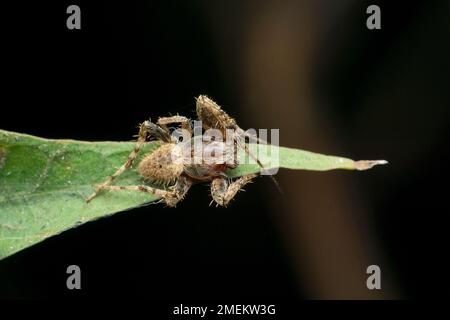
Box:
[0,0,449,306]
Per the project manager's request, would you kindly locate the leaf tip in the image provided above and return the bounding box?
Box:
[354,159,388,171]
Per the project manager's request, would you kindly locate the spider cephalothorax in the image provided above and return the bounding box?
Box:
[86,95,259,207]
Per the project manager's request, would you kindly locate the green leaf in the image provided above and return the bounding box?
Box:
[0,129,386,260]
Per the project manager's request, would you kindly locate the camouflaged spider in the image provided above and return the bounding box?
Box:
[86,95,261,207]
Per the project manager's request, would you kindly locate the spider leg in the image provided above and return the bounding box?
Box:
[86,120,168,203]
[196,95,237,134]
[238,137,282,193]
[157,115,192,136]
[196,95,281,192]
[99,176,192,207]
[210,174,257,207]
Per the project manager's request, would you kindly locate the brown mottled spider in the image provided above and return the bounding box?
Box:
[86,95,261,207]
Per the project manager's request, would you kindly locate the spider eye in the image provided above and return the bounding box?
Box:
[168,127,177,134]
[170,128,186,143]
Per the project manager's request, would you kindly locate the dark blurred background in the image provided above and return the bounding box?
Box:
[0,0,449,301]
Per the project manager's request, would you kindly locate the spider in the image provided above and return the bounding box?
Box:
[86,95,264,207]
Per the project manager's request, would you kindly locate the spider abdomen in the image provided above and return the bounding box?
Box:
[138,143,183,183]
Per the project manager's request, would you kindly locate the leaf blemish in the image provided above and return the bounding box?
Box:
[0,223,23,231]
[0,147,7,170]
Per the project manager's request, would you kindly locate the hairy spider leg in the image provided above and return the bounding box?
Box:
[157,115,192,136]
[99,176,192,207]
[86,120,169,202]
[236,128,283,193]
[210,174,257,207]
[195,95,282,192]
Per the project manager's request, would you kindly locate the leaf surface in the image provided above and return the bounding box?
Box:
[0,129,385,259]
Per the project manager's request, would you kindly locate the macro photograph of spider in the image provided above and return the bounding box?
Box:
[86,95,259,207]
[1,0,449,308]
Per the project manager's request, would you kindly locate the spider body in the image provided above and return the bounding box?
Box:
[138,136,234,184]
[86,95,257,207]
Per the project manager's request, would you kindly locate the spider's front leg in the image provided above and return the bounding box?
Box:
[157,115,192,136]
[196,95,237,134]
[196,95,280,191]
[86,120,170,203]
[99,176,192,207]
[210,174,257,207]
